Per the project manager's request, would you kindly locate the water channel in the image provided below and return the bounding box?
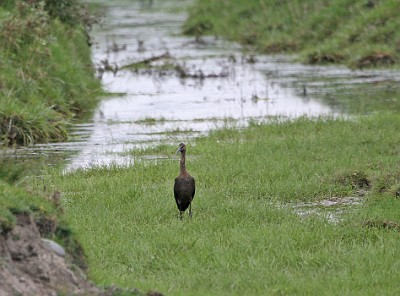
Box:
[10,0,400,171]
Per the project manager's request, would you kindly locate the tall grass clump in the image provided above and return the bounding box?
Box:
[44,114,400,295]
[0,0,101,145]
[184,0,400,67]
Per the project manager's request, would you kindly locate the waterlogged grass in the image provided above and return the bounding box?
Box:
[302,79,400,115]
[184,0,400,67]
[44,114,400,295]
[134,117,167,125]
[325,82,400,114]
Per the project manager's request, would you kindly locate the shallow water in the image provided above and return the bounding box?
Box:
[288,196,364,223]
[9,0,400,170]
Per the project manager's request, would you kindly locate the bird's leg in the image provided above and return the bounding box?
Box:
[179,211,183,220]
[189,204,192,218]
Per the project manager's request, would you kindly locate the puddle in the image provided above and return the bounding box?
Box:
[285,196,364,223]
[6,0,400,170]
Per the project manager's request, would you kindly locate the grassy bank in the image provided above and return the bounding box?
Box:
[0,155,86,265]
[183,0,400,67]
[0,2,103,290]
[0,0,101,145]
[0,179,53,233]
[39,113,400,295]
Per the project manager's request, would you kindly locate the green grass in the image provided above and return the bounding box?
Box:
[0,180,44,231]
[0,155,58,233]
[40,114,400,295]
[184,0,400,67]
[0,1,102,145]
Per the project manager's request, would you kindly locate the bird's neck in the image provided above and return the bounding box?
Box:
[180,152,188,175]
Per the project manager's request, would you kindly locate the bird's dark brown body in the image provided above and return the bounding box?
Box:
[174,143,195,219]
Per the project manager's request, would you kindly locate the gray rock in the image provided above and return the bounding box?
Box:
[41,239,66,257]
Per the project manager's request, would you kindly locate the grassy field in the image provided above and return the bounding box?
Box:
[183,0,400,68]
[39,113,400,295]
[0,0,101,145]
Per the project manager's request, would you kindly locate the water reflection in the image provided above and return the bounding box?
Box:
[66,0,335,170]
[9,0,400,170]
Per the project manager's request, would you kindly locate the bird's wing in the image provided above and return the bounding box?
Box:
[173,178,179,199]
[173,178,181,209]
[191,177,196,199]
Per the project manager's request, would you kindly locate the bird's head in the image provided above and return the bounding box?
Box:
[176,143,186,154]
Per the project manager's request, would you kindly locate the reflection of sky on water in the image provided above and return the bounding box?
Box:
[65,1,335,170]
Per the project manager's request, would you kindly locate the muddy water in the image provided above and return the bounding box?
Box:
[11,0,400,170]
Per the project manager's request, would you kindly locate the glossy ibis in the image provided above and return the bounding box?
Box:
[174,143,196,219]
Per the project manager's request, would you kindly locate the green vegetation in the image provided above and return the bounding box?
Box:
[0,0,101,288]
[183,0,400,67]
[133,117,167,125]
[40,114,400,295]
[0,0,101,145]
[0,179,53,232]
[0,155,86,267]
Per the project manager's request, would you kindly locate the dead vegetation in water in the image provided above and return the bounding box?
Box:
[120,52,172,71]
[106,41,127,54]
[356,52,397,68]
[97,47,233,79]
[263,41,299,53]
[96,59,119,78]
[121,52,230,79]
[307,52,346,64]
